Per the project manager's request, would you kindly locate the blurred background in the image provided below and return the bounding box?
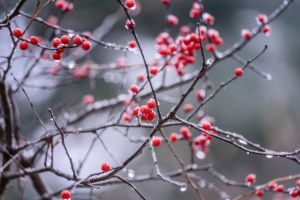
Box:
[1,0,300,199]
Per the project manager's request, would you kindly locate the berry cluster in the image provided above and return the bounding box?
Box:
[55,0,74,12]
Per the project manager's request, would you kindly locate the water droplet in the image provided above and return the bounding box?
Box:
[246,152,250,155]
[238,139,248,145]
[180,186,187,192]
[266,155,273,158]
[266,73,272,81]
[196,150,206,160]
[127,169,135,178]
[68,61,75,69]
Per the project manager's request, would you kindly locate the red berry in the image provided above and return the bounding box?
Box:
[52,52,62,60]
[255,189,264,197]
[297,180,300,187]
[30,36,39,45]
[195,89,205,102]
[81,40,91,51]
[13,28,23,38]
[234,68,243,77]
[201,122,211,130]
[125,0,136,9]
[262,25,271,36]
[147,110,156,121]
[60,35,70,44]
[290,190,299,198]
[130,84,139,94]
[203,13,215,25]
[161,0,170,6]
[73,35,82,45]
[132,106,140,116]
[60,190,71,199]
[206,43,216,53]
[65,2,74,12]
[125,19,136,30]
[150,66,158,76]
[268,181,277,191]
[256,14,267,24]
[122,113,131,122]
[55,0,65,10]
[167,15,179,26]
[140,105,151,114]
[183,103,193,113]
[170,133,178,142]
[276,184,284,192]
[128,40,136,48]
[19,41,28,50]
[241,29,252,40]
[147,99,156,109]
[137,73,145,82]
[52,38,61,47]
[180,126,191,140]
[245,173,256,184]
[82,95,94,105]
[101,163,111,172]
[151,136,161,147]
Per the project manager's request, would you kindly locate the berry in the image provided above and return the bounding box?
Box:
[73,35,82,45]
[147,110,156,121]
[195,89,205,102]
[180,126,191,140]
[122,113,131,122]
[137,73,145,82]
[183,103,193,113]
[262,25,271,36]
[65,2,73,12]
[52,38,61,47]
[206,43,216,53]
[140,105,151,114]
[276,184,284,192]
[203,13,215,25]
[30,36,39,45]
[60,190,71,199]
[255,189,264,197]
[147,99,156,109]
[201,122,211,130]
[167,15,179,26]
[234,68,243,77]
[245,173,256,184]
[241,29,252,40]
[290,190,299,198]
[161,0,170,6]
[101,163,111,172]
[60,35,70,44]
[55,0,65,10]
[52,52,62,60]
[82,95,94,105]
[130,84,139,94]
[151,136,162,147]
[81,40,91,51]
[297,180,300,187]
[125,19,136,30]
[132,106,140,116]
[47,16,58,25]
[256,14,267,24]
[125,0,136,9]
[13,28,23,38]
[19,41,28,50]
[170,133,178,142]
[128,40,136,48]
[268,181,277,191]
[150,67,158,76]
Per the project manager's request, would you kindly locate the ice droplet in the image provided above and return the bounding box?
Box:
[238,139,248,145]
[266,73,272,81]
[127,169,135,178]
[266,155,273,158]
[180,186,187,192]
[196,150,206,160]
